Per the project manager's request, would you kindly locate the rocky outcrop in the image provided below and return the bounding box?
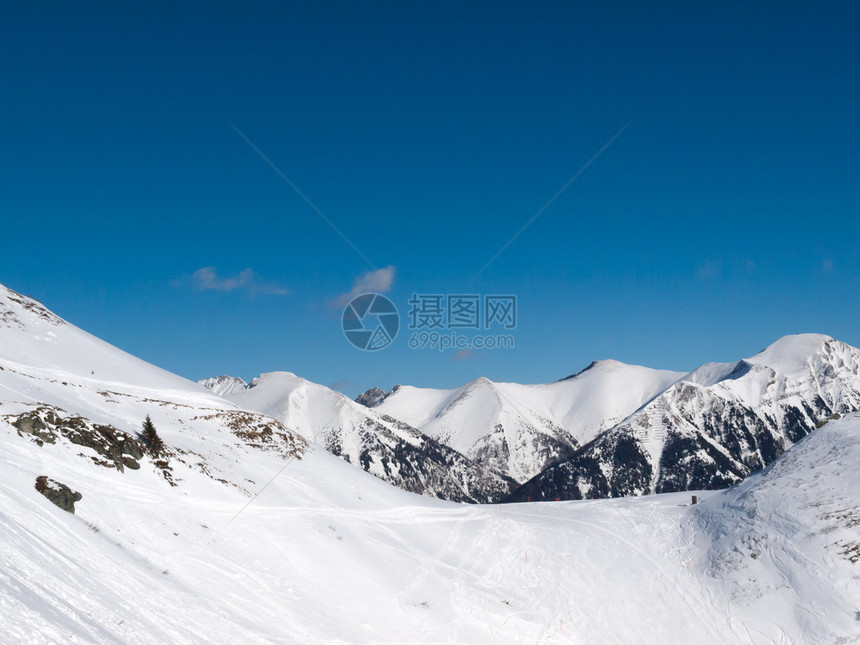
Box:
[191,410,307,460]
[0,288,65,329]
[332,413,516,504]
[35,476,82,513]
[355,387,390,408]
[10,406,145,471]
[198,376,249,397]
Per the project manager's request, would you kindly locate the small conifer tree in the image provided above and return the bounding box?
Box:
[141,414,164,457]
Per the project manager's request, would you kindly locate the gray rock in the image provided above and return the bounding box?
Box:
[35,476,82,514]
[14,415,46,434]
[8,406,148,469]
[355,386,391,408]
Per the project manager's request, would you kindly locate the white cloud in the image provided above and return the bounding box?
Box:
[331,266,396,308]
[452,349,475,362]
[191,267,289,296]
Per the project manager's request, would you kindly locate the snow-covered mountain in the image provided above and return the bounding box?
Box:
[512,334,860,501]
[0,284,307,496]
[2,282,859,643]
[363,360,685,482]
[203,371,514,503]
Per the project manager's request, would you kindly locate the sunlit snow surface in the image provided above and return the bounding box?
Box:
[1,285,858,643]
[3,419,859,643]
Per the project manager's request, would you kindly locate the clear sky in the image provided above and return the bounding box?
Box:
[2,1,859,396]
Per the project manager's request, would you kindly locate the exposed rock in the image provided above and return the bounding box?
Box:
[0,287,66,329]
[35,476,82,513]
[191,410,307,460]
[122,456,142,470]
[198,375,249,397]
[511,431,652,501]
[355,387,389,408]
[8,406,145,471]
[324,413,515,504]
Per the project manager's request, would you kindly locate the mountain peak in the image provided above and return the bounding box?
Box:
[747,333,837,375]
[199,375,249,397]
[355,387,389,408]
[558,358,638,381]
[471,376,495,386]
[248,371,303,388]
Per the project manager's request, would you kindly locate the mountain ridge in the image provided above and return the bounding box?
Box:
[511,333,860,501]
[203,370,515,503]
[199,332,860,502]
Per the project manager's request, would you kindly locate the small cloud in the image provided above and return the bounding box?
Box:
[328,379,357,392]
[696,261,722,280]
[452,349,475,362]
[190,267,289,296]
[821,258,834,273]
[743,259,756,273]
[193,267,253,291]
[331,265,396,308]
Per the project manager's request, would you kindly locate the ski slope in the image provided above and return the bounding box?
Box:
[3,413,859,643]
[692,411,860,642]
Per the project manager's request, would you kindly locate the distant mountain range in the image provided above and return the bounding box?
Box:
[202,330,860,504]
[351,334,860,502]
[210,371,513,503]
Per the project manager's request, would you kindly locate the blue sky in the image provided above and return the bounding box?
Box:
[2,1,859,396]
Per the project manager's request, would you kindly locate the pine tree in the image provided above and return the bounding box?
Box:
[141,414,164,457]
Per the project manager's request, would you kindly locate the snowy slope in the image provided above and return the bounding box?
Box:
[691,412,860,642]
[514,334,860,501]
[0,284,307,498]
[4,393,859,643]
[0,286,208,393]
[210,371,514,503]
[368,361,684,482]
